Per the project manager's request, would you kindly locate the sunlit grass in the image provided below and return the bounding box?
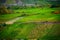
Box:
[0,7,60,39]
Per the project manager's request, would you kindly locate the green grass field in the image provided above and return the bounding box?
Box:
[0,7,60,40]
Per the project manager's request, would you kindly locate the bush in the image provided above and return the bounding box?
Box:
[47,4,52,8]
[50,5,60,8]
[0,23,6,27]
[52,10,60,14]
[0,6,13,14]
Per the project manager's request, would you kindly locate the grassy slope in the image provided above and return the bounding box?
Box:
[16,8,58,22]
[0,7,60,39]
[0,12,22,23]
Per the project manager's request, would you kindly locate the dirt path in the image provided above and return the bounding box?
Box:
[5,17,23,24]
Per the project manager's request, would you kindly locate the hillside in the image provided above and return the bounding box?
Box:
[0,0,60,40]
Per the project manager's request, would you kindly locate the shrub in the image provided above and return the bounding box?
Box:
[0,6,13,14]
[52,10,60,14]
[47,4,52,8]
[50,5,60,8]
[0,23,6,27]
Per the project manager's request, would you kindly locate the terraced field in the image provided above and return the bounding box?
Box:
[0,7,60,40]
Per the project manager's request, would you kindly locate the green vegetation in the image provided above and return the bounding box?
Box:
[0,7,60,40]
[0,13,22,23]
[0,0,60,39]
